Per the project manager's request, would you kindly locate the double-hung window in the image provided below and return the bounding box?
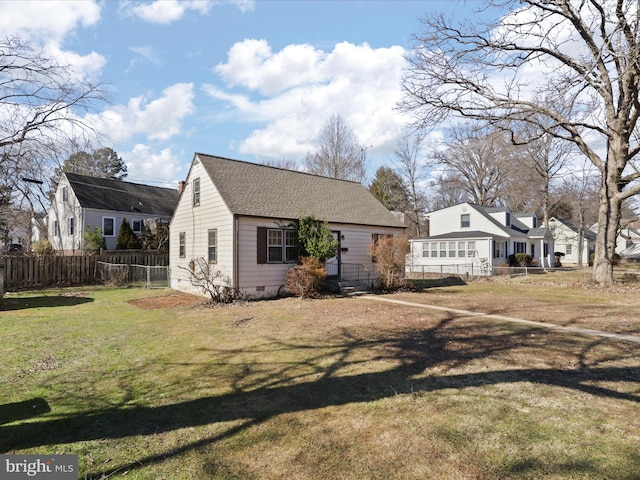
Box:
[258,228,298,264]
[467,241,476,257]
[68,217,75,236]
[460,214,470,228]
[192,177,201,206]
[103,217,115,237]
[208,229,217,263]
[179,232,186,258]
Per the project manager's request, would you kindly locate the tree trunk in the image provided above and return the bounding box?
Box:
[592,160,623,285]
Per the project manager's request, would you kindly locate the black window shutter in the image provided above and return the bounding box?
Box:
[257,227,267,264]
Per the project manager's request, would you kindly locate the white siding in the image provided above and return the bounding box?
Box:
[428,203,508,237]
[169,160,234,297]
[406,237,494,275]
[48,176,83,252]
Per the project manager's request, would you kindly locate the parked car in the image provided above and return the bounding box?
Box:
[3,243,23,253]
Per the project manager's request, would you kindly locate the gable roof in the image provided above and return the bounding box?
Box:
[64,172,179,217]
[551,217,597,240]
[194,153,405,228]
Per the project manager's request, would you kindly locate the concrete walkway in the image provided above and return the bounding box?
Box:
[359,295,640,344]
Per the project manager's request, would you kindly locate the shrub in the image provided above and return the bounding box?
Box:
[182,257,235,303]
[285,256,327,298]
[116,218,142,250]
[369,235,410,290]
[509,253,533,267]
[296,216,339,262]
[31,240,54,256]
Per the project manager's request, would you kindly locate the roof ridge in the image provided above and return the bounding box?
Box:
[195,152,363,185]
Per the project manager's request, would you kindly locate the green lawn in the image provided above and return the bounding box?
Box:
[1,284,639,479]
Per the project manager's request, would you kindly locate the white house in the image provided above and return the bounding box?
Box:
[48,172,179,253]
[548,217,596,266]
[169,153,406,299]
[407,202,554,275]
[590,220,640,258]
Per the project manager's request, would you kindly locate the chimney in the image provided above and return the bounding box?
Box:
[178,181,186,194]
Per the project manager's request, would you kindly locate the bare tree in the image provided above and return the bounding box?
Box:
[514,122,575,228]
[1,36,108,156]
[432,123,514,207]
[392,133,428,237]
[0,36,108,245]
[400,1,640,285]
[305,115,367,183]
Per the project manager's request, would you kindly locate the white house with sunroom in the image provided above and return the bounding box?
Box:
[407,202,554,276]
[169,153,406,299]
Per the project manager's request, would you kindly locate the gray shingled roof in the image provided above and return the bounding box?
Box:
[65,172,179,217]
[195,153,405,228]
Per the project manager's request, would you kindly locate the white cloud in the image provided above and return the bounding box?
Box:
[0,1,101,43]
[0,1,106,81]
[90,83,196,143]
[206,40,411,161]
[118,0,218,24]
[124,144,185,185]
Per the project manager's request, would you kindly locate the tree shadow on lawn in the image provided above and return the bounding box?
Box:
[2,314,639,478]
[0,294,94,311]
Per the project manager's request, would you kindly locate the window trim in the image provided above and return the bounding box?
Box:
[460,213,470,228]
[68,217,75,236]
[257,227,298,264]
[179,232,186,258]
[208,228,217,263]
[131,219,142,234]
[102,217,116,237]
[192,177,201,206]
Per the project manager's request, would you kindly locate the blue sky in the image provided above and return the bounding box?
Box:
[1,0,482,188]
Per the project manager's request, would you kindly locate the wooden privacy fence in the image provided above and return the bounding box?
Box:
[2,251,169,291]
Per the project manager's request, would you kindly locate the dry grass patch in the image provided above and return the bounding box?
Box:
[1,285,639,479]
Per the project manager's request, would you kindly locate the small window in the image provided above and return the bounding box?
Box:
[506,212,511,226]
[439,242,447,257]
[68,217,75,236]
[179,232,186,258]
[431,242,438,258]
[267,229,283,263]
[132,219,142,233]
[284,230,298,263]
[62,187,68,202]
[566,244,572,255]
[533,218,537,228]
[103,217,115,237]
[53,220,60,237]
[449,242,456,257]
[192,177,201,206]
[422,243,429,258]
[458,241,466,258]
[208,229,217,263]
[460,214,470,228]
[467,241,476,257]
